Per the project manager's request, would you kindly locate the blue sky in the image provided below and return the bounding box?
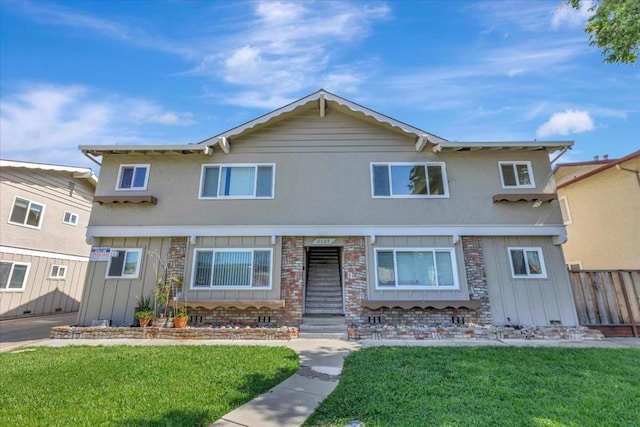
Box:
[1,0,638,170]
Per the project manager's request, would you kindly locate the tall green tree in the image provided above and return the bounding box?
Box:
[568,0,640,64]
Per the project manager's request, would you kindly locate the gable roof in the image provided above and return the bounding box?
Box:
[79,89,574,158]
[0,159,98,187]
[555,150,640,189]
[201,89,447,151]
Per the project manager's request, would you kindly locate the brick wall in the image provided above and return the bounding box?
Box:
[187,307,284,326]
[166,237,187,288]
[462,236,492,325]
[361,308,478,326]
[343,236,367,325]
[280,236,304,325]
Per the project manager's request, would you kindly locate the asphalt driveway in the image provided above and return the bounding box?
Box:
[0,312,78,352]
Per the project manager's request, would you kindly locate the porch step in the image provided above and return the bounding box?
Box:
[299,315,347,339]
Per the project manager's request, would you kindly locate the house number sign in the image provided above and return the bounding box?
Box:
[312,238,335,245]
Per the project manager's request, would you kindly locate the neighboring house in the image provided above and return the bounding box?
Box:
[0,160,97,319]
[554,151,640,270]
[77,89,579,328]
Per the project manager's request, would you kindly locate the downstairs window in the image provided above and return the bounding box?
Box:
[192,249,272,289]
[375,248,458,289]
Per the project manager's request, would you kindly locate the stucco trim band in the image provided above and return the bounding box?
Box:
[185,300,285,310]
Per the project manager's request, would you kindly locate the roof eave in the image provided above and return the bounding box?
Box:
[433,140,574,153]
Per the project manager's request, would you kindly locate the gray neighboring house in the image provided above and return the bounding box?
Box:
[0,160,97,319]
[77,89,579,328]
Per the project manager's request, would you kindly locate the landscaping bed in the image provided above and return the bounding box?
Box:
[51,325,299,340]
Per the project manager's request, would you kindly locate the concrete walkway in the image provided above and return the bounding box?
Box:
[2,315,639,427]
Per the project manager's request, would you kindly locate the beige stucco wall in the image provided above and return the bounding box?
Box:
[559,157,640,269]
[89,108,562,229]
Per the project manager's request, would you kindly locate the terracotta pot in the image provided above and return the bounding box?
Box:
[174,317,188,328]
[139,317,152,328]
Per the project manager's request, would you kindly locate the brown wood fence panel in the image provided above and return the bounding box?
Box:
[569,270,640,335]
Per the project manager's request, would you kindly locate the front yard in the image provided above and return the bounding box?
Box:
[305,346,640,427]
[0,345,298,426]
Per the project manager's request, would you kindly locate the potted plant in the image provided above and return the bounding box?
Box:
[173,307,188,328]
[135,309,154,327]
[170,275,188,328]
[347,323,357,340]
[133,294,152,327]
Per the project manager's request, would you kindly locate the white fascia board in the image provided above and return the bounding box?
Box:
[79,144,214,154]
[433,140,574,152]
[0,246,89,262]
[0,160,98,185]
[201,89,447,146]
[87,224,568,240]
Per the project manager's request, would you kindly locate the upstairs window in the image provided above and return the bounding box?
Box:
[63,211,78,226]
[508,247,547,278]
[9,197,45,229]
[0,261,29,291]
[116,164,149,190]
[106,248,143,279]
[50,265,67,279]
[371,163,448,198]
[200,164,274,199]
[192,249,272,289]
[375,248,458,289]
[499,161,535,188]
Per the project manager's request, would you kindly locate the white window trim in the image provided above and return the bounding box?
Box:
[7,196,46,230]
[50,264,67,279]
[105,248,143,279]
[190,247,273,289]
[115,164,150,191]
[559,196,572,225]
[370,162,450,198]
[498,161,536,189]
[198,163,276,200]
[62,211,79,226]
[508,247,547,279]
[374,247,459,290]
[0,261,30,292]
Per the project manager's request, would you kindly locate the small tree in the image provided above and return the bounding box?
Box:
[568,0,640,64]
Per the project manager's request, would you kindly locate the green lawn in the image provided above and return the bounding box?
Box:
[0,345,298,427]
[305,347,640,427]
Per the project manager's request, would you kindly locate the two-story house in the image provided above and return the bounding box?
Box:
[554,151,640,270]
[0,160,97,319]
[76,90,579,329]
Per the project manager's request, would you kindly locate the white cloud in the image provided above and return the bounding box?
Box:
[551,1,594,29]
[205,1,389,107]
[536,110,594,137]
[0,84,195,166]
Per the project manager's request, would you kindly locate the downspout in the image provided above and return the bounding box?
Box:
[616,165,640,187]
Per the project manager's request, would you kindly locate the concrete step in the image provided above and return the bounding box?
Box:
[299,323,346,333]
[304,307,342,315]
[298,332,347,339]
[302,315,345,324]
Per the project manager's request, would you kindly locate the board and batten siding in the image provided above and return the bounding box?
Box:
[90,108,562,229]
[78,236,281,326]
[0,167,94,256]
[0,251,86,319]
[483,236,579,326]
[366,235,471,301]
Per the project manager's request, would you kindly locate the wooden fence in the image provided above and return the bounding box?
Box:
[569,270,640,337]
